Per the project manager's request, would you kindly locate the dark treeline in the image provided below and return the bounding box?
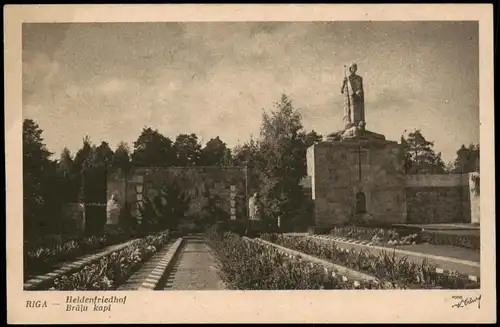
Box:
[24,94,480,237]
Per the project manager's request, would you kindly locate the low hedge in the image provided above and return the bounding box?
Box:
[49,230,171,290]
[205,228,384,290]
[261,234,480,290]
[422,231,480,250]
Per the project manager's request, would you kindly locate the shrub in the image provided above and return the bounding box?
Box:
[422,231,480,250]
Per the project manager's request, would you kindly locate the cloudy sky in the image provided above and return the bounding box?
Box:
[23,21,479,163]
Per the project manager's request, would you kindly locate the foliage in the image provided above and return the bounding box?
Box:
[23,119,66,236]
[50,230,170,290]
[206,228,383,290]
[138,182,191,232]
[111,142,132,173]
[401,129,446,174]
[173,133,202,166]
[132,127,177,167]
[231,137,263,193]
[197,192,229,227]
[451,143,480,174]
[261,234,480,289]
[200,136,232,166]
[257,94,320,229]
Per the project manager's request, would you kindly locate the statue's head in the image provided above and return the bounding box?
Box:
[348,63,358,75]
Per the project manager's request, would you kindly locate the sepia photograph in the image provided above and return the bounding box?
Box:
[6,4,495,324]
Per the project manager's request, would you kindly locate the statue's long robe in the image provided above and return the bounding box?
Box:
[341,74,365,126]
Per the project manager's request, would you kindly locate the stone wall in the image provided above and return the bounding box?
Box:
[107,166,247,224]
[404,174,471,224]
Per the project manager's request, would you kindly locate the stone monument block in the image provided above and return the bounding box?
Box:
[307,138,407,227]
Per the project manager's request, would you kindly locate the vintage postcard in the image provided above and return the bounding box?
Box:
[5,4,496,324]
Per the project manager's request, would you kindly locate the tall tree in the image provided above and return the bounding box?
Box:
[453,143,480,173]
[111,142,134,229]
[57,147,79,202]
[91,141,114,169]
[258,94,307,229]
[131,127,176,167]
[200,136,231,166]
[402,129,446,174]
[58,147,73,178]
[111,141,132,173]
[72,136,94,201]
[232,137,263,195]
[173,133,202,166]
[23,119,56,235]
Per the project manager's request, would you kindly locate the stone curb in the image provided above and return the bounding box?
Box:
[310,235,480,282]
[246,237,379,283]
[138,237,184,291]
[24,238,142,290]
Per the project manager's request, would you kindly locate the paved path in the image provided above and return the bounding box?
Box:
[162,235,226,290]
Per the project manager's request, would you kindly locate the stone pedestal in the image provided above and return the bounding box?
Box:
[306,133,407,227]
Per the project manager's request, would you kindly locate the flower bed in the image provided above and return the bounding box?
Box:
[329,226,420,246]
[205,228,384,290]
[261,234,480,290]
[49,230,170,290]
[24,229,135,279]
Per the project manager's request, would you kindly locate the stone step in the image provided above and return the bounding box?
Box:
[117,241,176,291]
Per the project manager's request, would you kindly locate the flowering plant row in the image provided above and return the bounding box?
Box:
[49,230,170,290]
[25,229,133,278]
[205,228,385,290]
[328,226,420,246]
[261,234,480,290]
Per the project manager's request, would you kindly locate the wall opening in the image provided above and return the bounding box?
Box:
[355,191,367,214]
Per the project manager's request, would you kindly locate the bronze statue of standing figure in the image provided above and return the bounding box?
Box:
[341,63,366,131]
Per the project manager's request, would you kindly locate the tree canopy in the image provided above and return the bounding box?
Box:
[400,129,446,174]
